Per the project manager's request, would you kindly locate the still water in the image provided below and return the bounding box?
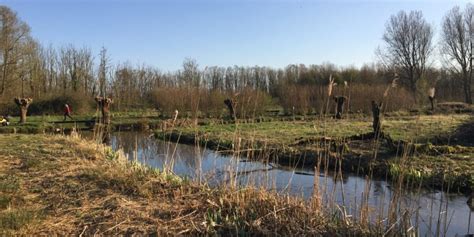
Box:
[102,131,472,236]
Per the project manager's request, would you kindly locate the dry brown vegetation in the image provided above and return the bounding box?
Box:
[0,134,376,236]
[277,83,416,115]
[148,87,272,118]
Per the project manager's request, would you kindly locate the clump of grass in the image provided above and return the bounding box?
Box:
[0,208,39,231]
[0,195,12,209]
[0,175,19,193]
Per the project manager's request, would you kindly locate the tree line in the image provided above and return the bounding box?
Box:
[0,5,472,116]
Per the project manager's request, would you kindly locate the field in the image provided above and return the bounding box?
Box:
[171,114,470,143]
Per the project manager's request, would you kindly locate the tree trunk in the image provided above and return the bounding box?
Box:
[334,96,346,119]
[469,42,473,104]
[95,97,112,125]
[101,107,110,124]
[462,69,472,104]
[411,82,418,104]
[224,99,235,120]
[428,96,434,111]
[464,80,472,104]
[1,52,9,96]
[20,106,27,123]
[14,98,33,124]
[372,101,382,137]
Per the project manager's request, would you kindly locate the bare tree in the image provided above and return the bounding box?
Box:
[42,44,57,92]
[441,4,473,104]
[98,47,109,97]
[0,6,32,97]
[380,10,434,101]
[19,38,42,98]
[181,58,200,87]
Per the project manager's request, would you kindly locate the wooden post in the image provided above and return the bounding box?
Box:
[333,96,347,119]
[371,100,382,137]
[14,97,33,124]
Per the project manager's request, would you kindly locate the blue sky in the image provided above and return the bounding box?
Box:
[1,0,471,71]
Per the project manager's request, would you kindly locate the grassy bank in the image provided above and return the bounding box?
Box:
[0,110,164,134]
[164,114,471,143]
[0,133,387,235]
[156,114,474,193]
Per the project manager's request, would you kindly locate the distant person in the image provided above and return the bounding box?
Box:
[63,104,73,121]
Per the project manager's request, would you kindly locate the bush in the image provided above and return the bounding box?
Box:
[27,93,95,116]
[148,87,194,117]
[233,88,273,118]
[277,83,416,115]
[277,84,323,115]
[0,101,17,116]
[343,84,415,113]
[148,87,273,119]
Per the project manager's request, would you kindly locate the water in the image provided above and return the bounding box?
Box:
[103,131,473,236]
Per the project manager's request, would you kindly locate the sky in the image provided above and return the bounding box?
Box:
[1,0,472,71]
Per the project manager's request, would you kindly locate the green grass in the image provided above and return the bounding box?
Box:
[174,114,471,144]
[0,110,165,133]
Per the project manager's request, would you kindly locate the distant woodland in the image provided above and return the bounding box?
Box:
[0,5,473,116]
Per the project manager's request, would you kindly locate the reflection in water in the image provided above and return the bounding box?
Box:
[102,131,472,236]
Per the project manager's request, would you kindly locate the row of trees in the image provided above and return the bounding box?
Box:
[0,5,473,116]
[379,6,473,104]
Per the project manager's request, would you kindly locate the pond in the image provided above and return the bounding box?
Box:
[97,131,473,236]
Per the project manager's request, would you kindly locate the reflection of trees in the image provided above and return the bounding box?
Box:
[111,132,204,171]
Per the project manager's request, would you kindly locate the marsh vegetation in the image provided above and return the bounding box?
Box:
[0,2,473,236]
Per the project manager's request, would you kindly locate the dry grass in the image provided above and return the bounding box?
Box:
[0,134,373,236]
[149,87,272,118]
[277,83,416,115]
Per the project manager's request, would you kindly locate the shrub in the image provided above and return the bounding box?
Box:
[148,87,273,119]
[233,88,273,118]
[27,93,95,116]
[277,83,415,115]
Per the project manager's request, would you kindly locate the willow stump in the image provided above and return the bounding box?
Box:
[428,96,435,111]
[371,101,382,137]
[333,96,347,119]
[224,99,236,120]
[95,97,113,144]
[95,97,113,124]
[14,97,33,124]
[428,87,435,111]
